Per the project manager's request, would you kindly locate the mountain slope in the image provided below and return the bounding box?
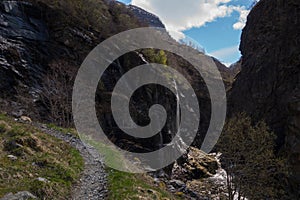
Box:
[0,0,142,117]
[0,0,231,148]
[127,5,165,28]
[0,0,232,199]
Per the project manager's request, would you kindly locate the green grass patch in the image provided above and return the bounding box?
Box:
[83,137,126,170]
[46,124,78,138]
[35,121,179,199]
[107,169,179,200]
[0,115,84,199]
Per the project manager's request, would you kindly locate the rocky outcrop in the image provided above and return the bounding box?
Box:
[96,49,231,158]
[229,0,300,197]
[0,191,37,200]
[172,147,218,181]
[151,148,223,199]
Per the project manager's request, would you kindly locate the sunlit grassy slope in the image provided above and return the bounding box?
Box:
[0,114,84,199]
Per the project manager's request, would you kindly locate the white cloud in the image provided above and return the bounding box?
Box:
[131,0,250,40]
[208,45,240,64]
[233,7,250,30]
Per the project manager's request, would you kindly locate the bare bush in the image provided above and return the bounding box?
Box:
[40,60,76,127]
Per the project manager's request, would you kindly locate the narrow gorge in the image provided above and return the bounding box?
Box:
[0,0,299,199]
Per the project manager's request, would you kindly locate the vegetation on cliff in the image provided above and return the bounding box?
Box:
[217,113,288,199]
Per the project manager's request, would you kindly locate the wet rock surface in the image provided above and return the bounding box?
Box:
[0,1,48,96]
[0,0,96,118]
[0,0,140,119]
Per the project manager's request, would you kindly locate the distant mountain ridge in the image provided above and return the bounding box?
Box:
[127,4,165,28]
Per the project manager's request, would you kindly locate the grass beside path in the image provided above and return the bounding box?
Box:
[45,123,180,200]
[0,114,84,199]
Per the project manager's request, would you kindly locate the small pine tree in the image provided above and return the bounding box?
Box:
[217,113,288,200]
[142,49,168,65]
[155,50,168,65]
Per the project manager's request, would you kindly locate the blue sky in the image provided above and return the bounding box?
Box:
[117,0,255,66]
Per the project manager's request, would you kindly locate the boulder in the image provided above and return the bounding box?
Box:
[19,116,32,123]
[172,147,218,181]
[36,177,50,183]
[0,191,37,200]
[169,179,185,189]
[7,155,17,161]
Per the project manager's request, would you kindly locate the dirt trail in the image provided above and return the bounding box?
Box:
[35,123,108,200]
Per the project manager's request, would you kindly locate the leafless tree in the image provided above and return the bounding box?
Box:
[40,60,76,127]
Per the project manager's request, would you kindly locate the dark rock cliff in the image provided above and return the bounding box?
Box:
[0,0,142,117]
[230,0,300,197]
[0,1,49,97]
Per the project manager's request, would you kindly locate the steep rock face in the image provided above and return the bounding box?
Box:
[96,50,212,153]
[0,0,142,117]
[0,1,49,96]
[230,0,300,197]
